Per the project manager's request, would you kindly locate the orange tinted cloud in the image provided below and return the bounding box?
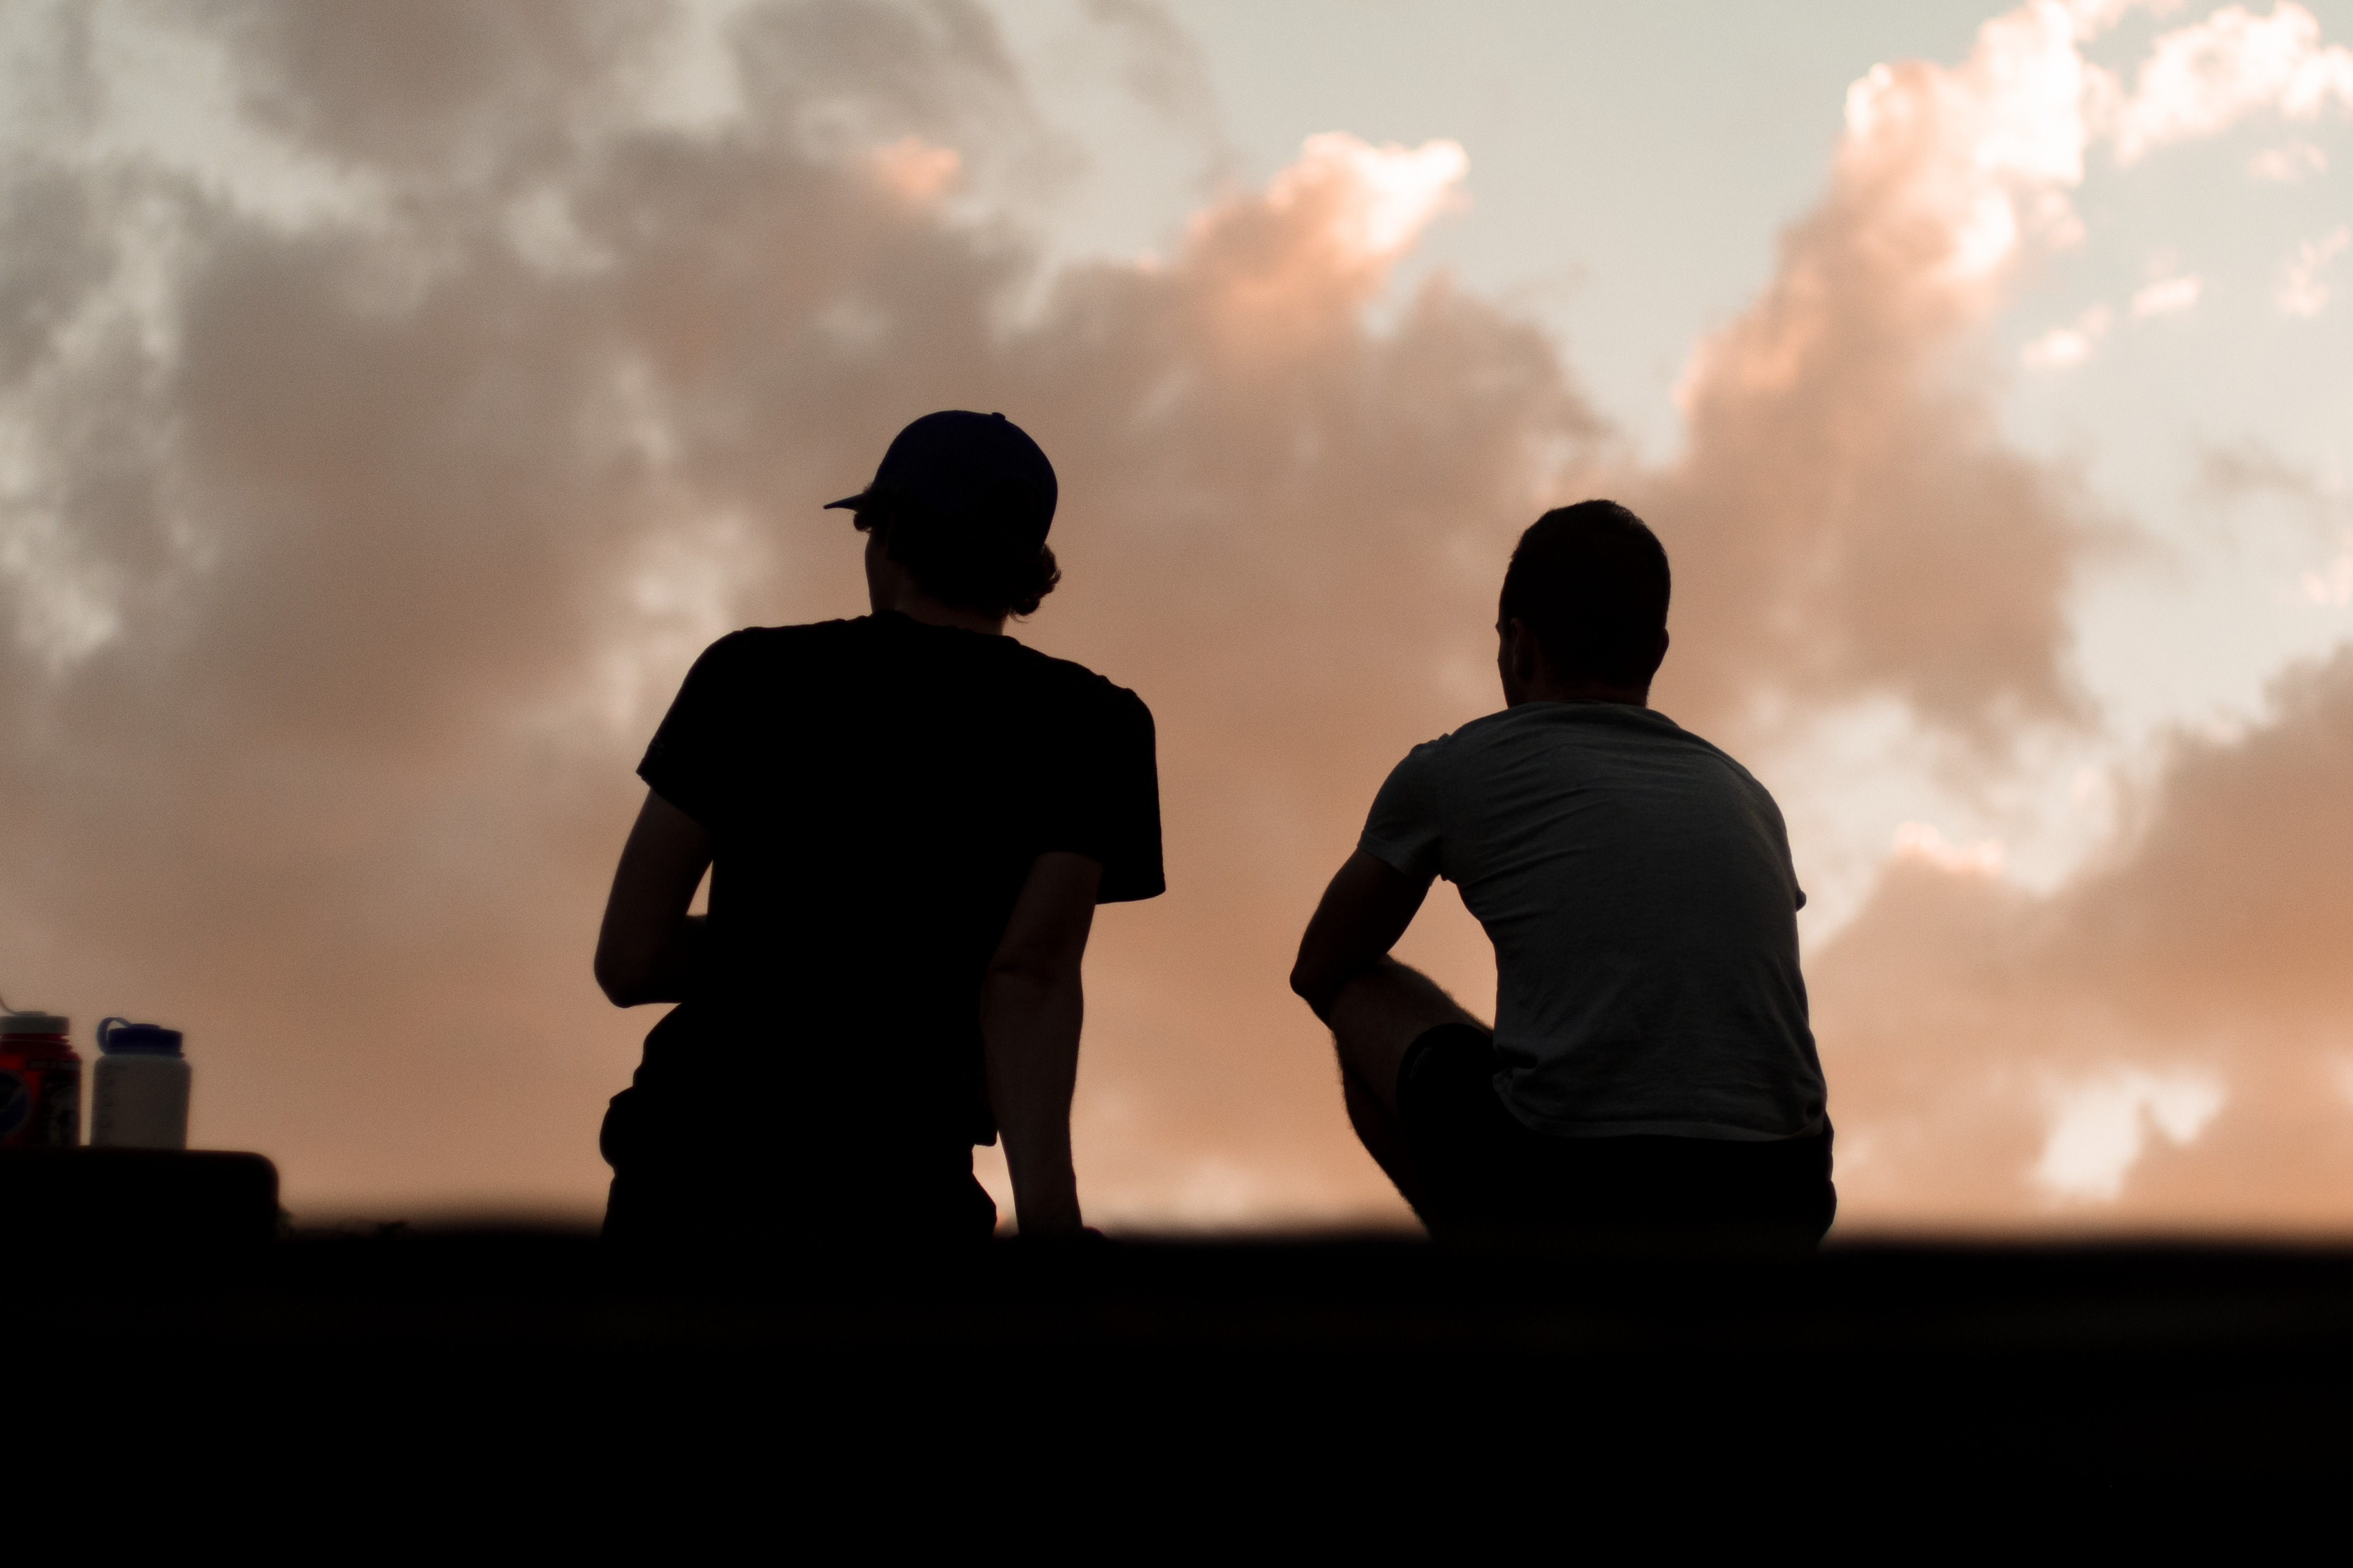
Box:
[867,136,962,204]
[1,0,2347,1233]
[2104,1,2353,163]
[0,1,1580,1220]
[1819,646,2353,1229]
[1628,0,2108,743]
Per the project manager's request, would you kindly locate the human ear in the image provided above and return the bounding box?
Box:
[1509,618,1543,684]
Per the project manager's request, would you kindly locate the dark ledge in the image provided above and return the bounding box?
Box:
[10,1197,2353,1491]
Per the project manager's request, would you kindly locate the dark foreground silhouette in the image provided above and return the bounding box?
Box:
[12,1155,2352,1509]
[596,411,1163,1247]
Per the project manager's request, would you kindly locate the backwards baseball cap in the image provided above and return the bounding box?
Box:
[824,411,1058,544]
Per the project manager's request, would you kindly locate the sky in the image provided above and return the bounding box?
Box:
[1,0,2350,1232]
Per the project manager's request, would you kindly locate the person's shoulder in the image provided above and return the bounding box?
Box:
[710,616,875,663]
[1632,707,1745,769]
[741,616,873,647]
[676,620,875,703]
[1527,701,1711,751]
[1479,702,1727,771]
[1378,709,1491,766]
[1378,724,1472,792]
[1444,710,1517,745]
[1406,707,1538,770]
[1638,711,1782,800]
[1005,640,1154,724]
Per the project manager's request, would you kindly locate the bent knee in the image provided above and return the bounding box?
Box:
[1327,961,1478,1098]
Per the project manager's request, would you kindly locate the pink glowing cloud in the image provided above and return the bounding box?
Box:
[1892,822,2008,877]
[2276,223,2350,314]
[2131,271,2203,316]
[5,0,2353,1233]
[2249,137,2329,178]
[1266,133,1468,261]
[866,134,962,204]
[2022,301,2115,366]
[2106,2,2353,162]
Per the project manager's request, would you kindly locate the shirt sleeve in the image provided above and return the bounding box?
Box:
[1036,684,1165,904]
[1737,763,1807,912]
[1095,692,1164,903]
[636,632,745,831]
[1358,741,1446,883]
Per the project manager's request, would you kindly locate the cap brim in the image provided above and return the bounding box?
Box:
[822,495,862,511]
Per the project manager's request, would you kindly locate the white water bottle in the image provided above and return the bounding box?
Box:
[91,1017,191,1149]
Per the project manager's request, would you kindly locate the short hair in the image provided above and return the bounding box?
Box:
[849,480,1063,618]
[1499,500,1670,686]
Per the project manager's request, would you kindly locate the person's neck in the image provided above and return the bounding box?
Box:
[1511,675,1649,707]
[877,588,1006,637]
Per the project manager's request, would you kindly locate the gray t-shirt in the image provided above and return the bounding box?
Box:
[1360,701,1826,1142]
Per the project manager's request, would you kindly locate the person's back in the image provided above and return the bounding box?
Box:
[1293,500,1831,1245]
[1369,701,1820,1141]
[595,412,1161,1254]
[630,616,1157,1176]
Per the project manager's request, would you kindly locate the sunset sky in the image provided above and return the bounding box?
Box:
[2,0,2350,1230]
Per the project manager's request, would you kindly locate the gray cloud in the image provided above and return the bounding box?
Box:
[1,0,2338,1229]
[1817,644,2353,1226]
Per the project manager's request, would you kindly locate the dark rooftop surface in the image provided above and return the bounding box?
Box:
[12,1151,2350,1507]
[28,1224,2353,1489]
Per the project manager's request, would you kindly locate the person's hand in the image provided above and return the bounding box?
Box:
[1016,1224,1111,1247]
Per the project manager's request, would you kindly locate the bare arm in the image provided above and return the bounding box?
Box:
[1289,849,1433,1021]
[594,790,714,1007]
[980,850,1104,1237]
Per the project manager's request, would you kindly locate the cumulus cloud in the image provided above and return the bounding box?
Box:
[1892,821,2007,876]
[2033,1067,2225,1203]
[0,0,1593,1219]
[2276,222,2350,314]
[2248,138,2328,179]
[1630,0,2111,743]
[2305,537,2353,605]
[1819,644,2353,1228]
[2131,271,2202,315]
[1083,0,1223,143]
[2022,301,2115,366]
[2015,263,2204,373]
[1,0,2348,1232]
[2104,1,2353,162]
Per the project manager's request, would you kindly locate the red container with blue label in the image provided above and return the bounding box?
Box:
[0,1011,82,1147]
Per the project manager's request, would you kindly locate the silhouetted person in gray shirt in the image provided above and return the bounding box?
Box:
[1291,501,1832,1245]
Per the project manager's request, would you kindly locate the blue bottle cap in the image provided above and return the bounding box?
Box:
[96,1018,183,1056]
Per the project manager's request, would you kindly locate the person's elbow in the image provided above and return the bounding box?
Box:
[593,938,658,1008]
[1290,946,1347,1019]
[1291,852,1427,1019]
[592,948,634,1007]
[984,946,1078,1006]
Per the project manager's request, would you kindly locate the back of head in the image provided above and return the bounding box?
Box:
[1500,500,1671,687]
[828,411,1064,617]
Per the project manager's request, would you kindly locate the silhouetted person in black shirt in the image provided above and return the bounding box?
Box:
[595,412,1162,1250]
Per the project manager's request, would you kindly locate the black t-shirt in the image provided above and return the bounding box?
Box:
[633,612,1162,1149]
